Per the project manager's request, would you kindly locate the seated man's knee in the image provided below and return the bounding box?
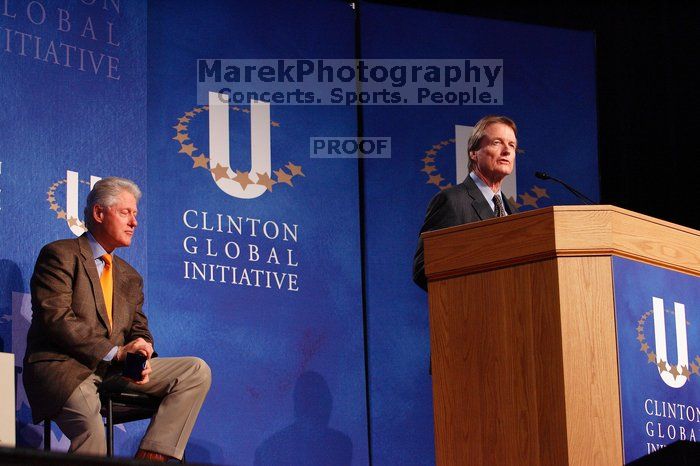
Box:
[187,357,212,389]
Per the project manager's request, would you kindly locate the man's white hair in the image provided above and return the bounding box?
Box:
[83,177,141,230]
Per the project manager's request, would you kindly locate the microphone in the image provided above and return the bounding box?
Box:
[534,171,595,205]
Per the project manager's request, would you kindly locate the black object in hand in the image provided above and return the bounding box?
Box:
[123,352,147,381]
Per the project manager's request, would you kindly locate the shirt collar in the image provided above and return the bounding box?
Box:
[86,231,109,260]
[469,171,502,211]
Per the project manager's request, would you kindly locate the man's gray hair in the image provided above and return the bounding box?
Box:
[83,177,142,230]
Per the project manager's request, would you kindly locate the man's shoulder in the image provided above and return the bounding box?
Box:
[113,254,137,270]
[32,238,85,279]
[38,237,82,257]
[113,254,141,279]
[440,182,470,199]
[427,181,470,206]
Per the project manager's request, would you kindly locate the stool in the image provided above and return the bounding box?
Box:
[43,389,161,457]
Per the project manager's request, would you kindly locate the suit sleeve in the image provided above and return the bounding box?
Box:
[412,191,459,291]
[30,244,114,369]
[124,273,156,352]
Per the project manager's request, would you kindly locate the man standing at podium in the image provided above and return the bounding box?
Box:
[24,177,211,462]
[413,115,520,290]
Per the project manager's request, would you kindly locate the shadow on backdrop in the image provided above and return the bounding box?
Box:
[186,437,228,465]
[0,258,24,353]
[254,371,352,466]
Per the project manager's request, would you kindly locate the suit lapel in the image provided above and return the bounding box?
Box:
[463,176,495,221]
[111,258,129,337]
[78,234,112,333]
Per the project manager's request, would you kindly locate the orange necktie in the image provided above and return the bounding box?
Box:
[100,253,113,329]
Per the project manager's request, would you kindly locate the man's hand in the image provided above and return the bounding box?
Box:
[115,337,154,362]
[115,337,154,384]
[134,359,152,385]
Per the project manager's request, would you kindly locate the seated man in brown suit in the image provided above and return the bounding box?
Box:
[23,177,211,462]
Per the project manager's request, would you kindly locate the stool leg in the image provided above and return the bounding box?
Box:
[43,420,51,451]
[106,397,114,457]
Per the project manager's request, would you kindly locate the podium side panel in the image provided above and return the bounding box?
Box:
[557,256,623,465]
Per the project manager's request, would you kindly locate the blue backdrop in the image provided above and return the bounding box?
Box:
[359,4,597,465]
[1,1,599,464]
[0,0,147,452]
[146,1,366,464]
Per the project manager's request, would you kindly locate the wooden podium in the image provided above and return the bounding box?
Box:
[422,206,700,466]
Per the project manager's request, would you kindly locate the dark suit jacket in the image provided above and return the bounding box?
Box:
[412,175,518,290]
[23,234,153,422]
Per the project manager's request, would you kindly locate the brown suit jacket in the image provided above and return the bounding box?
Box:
[23,234,153,423]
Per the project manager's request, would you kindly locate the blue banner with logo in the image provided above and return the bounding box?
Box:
[146,1,367,464]
[0,0,147,452]
[359,3,598,464]
[613,257,700,463]
[2,1,601,464]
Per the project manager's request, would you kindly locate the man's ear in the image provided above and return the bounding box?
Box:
[92,204,105,224]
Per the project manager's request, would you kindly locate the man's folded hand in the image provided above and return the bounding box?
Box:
[115,337,154,362]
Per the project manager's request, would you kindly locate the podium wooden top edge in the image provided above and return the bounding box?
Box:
[421,205,699,240]
[422,204,700,280]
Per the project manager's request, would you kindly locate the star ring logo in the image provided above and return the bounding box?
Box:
[172,93,305,199]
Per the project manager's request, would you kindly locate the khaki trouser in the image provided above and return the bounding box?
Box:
[54,357,211,460]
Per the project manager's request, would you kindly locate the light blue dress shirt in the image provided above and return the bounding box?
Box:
[469,171,508,216]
